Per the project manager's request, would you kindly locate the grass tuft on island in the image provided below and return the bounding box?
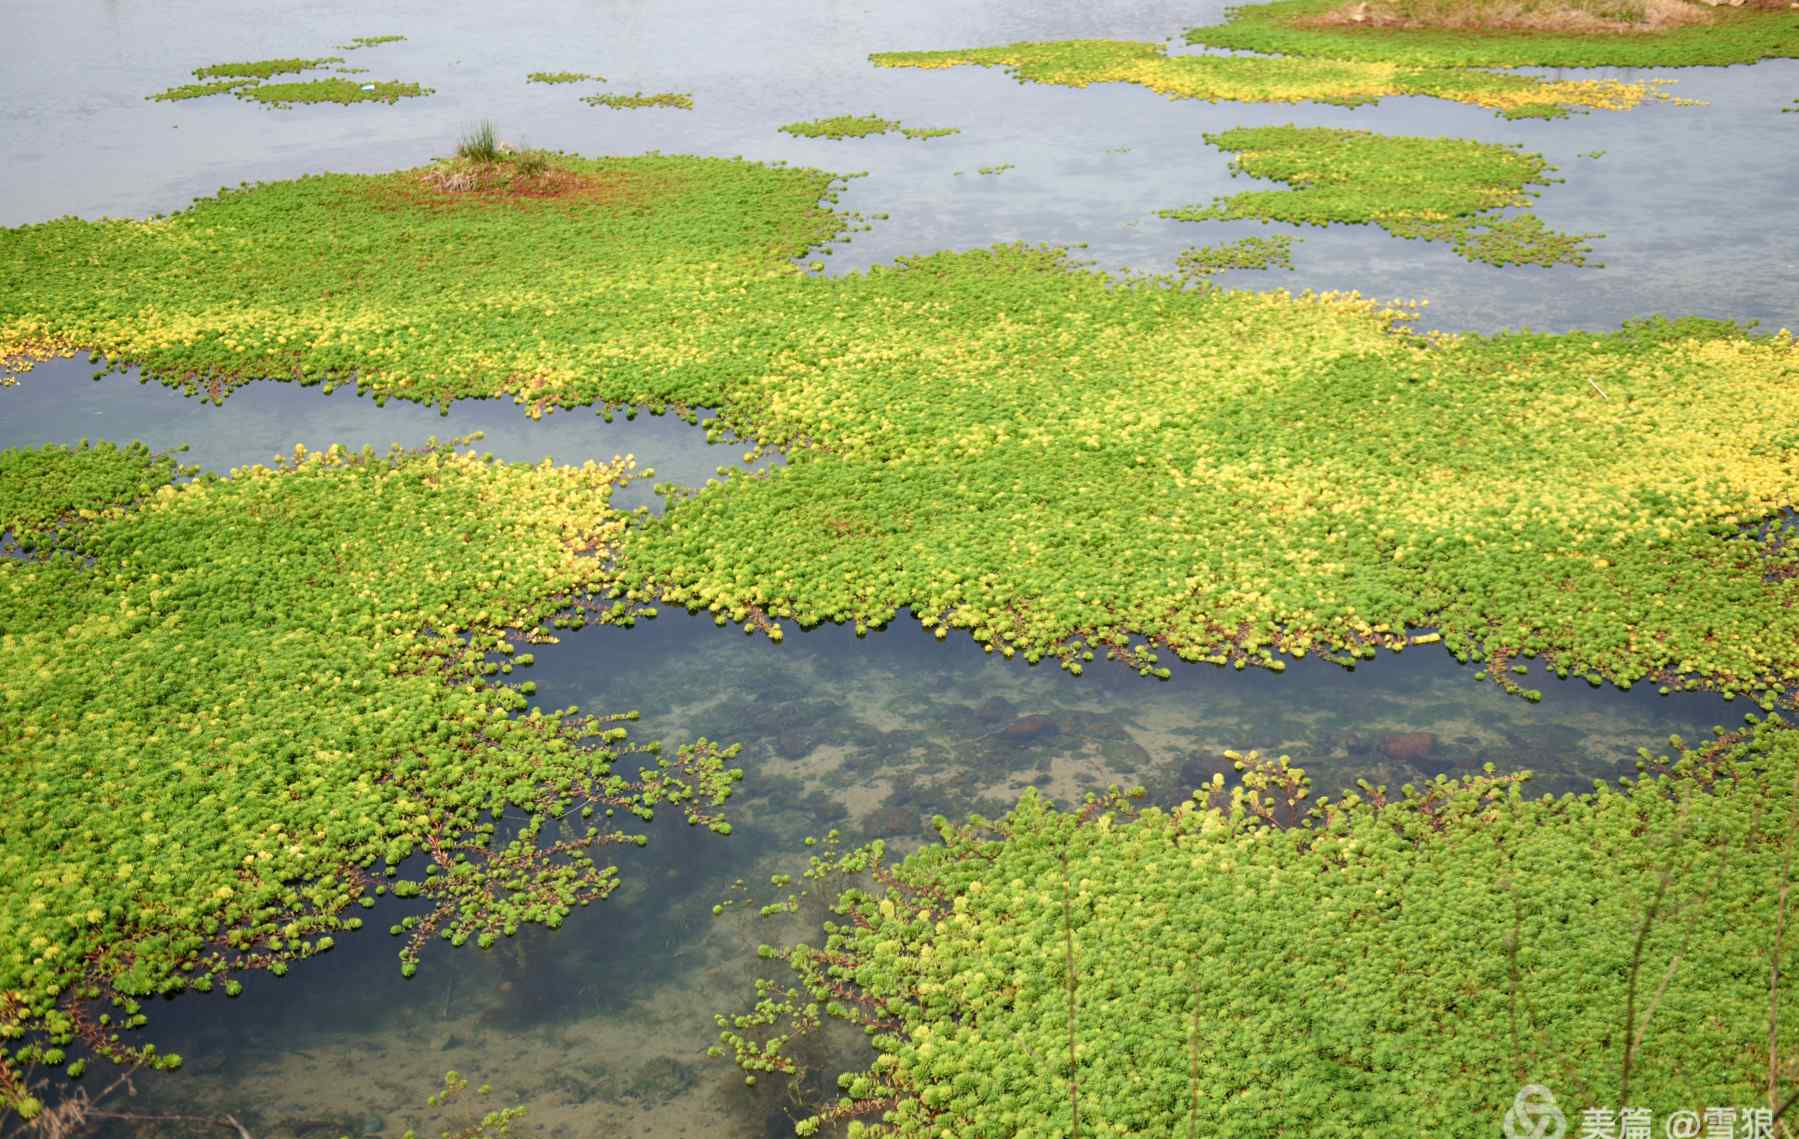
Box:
[714,717,1799,1134]
[0,439,742,1119]
[3,153,1799,701]
[1183,0,1799,67]
[1163,125,1598,267]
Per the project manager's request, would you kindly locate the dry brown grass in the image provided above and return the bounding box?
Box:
[1300,0,1740,33]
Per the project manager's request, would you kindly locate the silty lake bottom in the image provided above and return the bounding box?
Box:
[8,352,1748,1139]
[5,0,1797,1131]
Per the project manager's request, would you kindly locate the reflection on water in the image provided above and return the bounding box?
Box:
[116,608,1735,1139]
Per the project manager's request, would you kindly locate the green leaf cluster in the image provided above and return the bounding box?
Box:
[778,116,959,141]
[716,717,1799,1135]
[870,38,1661,118]
[149,52,429,107]
[3,156,1798,699]
[1161,125,1597,267]
[1176,234,1298,278]
[1183,0,1799,67]
[338,35,407,50]
[527,71,604,85]
[581,91,693,110]
[0,440,742,1114]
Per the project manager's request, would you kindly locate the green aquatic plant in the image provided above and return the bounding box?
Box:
[1182,0,1799,67]
[338,34,407,50]
[527,71,603,84]
[870,38,1662,118]
[0,439,742,1117]
[236,78,432,107]
[582,91,693,110]
[976,162,1014,176]
[899,126,959,140]
[3,156,1798,699]
[402,1070,526,1139]
[780,114,902,139]
[191,56,342,80]
[1175,234,1297,278]
[714,717,1799,1134]
[1161,125,1598,267]
[146,78,258,102]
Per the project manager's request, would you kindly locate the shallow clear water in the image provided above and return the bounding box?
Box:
[4,0,1795,1134]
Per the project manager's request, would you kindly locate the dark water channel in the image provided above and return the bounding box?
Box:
[5,0,1797,1133]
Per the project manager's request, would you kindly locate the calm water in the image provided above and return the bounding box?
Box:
[3,0,1793,1134]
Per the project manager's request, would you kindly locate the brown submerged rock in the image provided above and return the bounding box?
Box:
[1001,714,1060,744]
[1378,731,1438,762]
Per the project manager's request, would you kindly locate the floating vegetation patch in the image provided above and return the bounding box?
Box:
[337,34,407,50]
[528,70,604,84]
[237,78,433,107]
[0,439,742,1116]
[976,162,1014,175]
[192,56,343,80]
[780,114,902,139]
[715,719,1799,1134]
[870,39,1658,118]
[1182,0,1799,67]
[147,78,258,102]
[778,115,959,141]
[152,52,428,107]
[1786,97,1799,111]
[582,91,693,110]
[1176,234,1298,278]
[1161,125,1598,267]
[4,157,1799,700]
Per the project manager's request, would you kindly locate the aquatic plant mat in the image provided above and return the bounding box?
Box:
[1182,0,1799,67]
[149,46,429,106]
[3,154,1799,704]
[0,440,740,1117]
[715,718,1799,1134]
[869,39,1664,118]
[1162,125,1597,267]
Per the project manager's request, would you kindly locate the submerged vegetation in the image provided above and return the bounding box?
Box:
[869,39,1661,118]
[3,155,1799,704]
[779,115,959,140]
[1163,125,1597,267]
[0,440,741,1116]
[1183,0,1799,66]
[581,91,693,110]
[1176,234,1298,278]
[717,718,1799,1134]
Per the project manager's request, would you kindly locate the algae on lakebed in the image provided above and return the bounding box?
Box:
[1163,125,1598,267]
[3,154,1799,703]
[0,439,741,1117]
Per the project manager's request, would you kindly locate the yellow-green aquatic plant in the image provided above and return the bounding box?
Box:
[1162,125,1598,267]
[1182,0,1799,67]
[338,34,406,50]
[1176,234,1298,278]
[582,91,693,110]
[714,717,1799,1135]
[238,78,432,107]
[3,156,1798,699]
[780,114,903,139]
[870,38,1659,117]
[192,56,343,80]
[0,439,741,1117]
[527,71,603,85]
